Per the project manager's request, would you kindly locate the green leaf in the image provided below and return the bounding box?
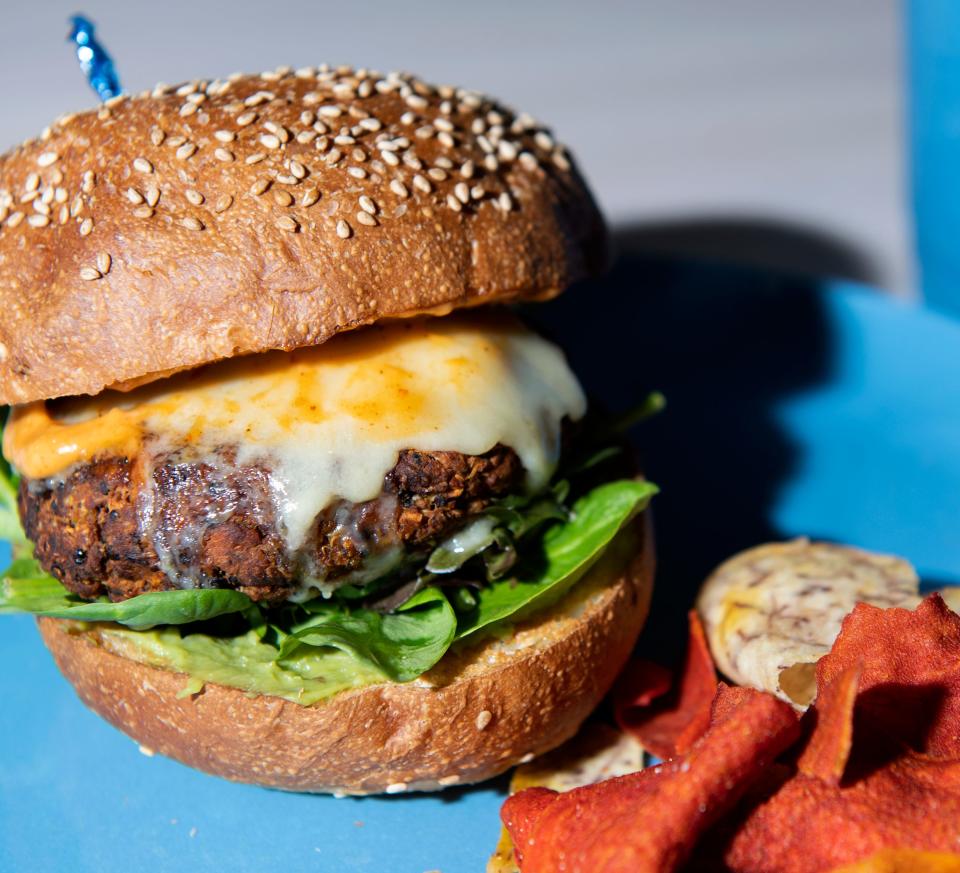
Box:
[0,556,254,629]
[278,585,456,682]
[454,478,657,641]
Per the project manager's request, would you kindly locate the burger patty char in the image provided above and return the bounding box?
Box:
[19,445,522,603]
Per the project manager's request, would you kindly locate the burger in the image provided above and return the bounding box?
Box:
[0,65,655,794]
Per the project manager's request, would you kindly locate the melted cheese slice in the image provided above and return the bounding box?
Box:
[5,312,586,552]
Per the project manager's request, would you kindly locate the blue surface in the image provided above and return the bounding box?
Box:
[908,0,960,316]
[2,259,960,871]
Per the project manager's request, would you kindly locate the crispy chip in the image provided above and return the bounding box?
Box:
[503,685,799,872]
[723,595,960,873]
[614,611,717,759]
[827,849,960,872]
[817,595,960,757]
[488,724,645,873]
[797,662,861,785]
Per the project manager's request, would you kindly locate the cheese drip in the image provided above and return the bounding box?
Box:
[5,313,586,555]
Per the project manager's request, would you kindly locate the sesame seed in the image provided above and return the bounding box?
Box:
[336,219,351,239]
[437,131,455,149]
[40,188,54,205]
[25,173,39,192]
[166,135,187,148]
[250,177,272,196]
[552,150,571,171]
[96,252,112,274]
[245,90,274,106]
[145,186,160,207]
[179,102,198,117]
[405,94,428,111]
[79,218,93,236]
[385,782,408,795]
[437,775,460,787]
[403,153,422,171]
[186,190,204,206]
[460,160,475,179]
[214,129,236,143]
[412,174,431,193]
[54,187,68,203]
[176,143,197,160]
[382,150,399,167]
[471,184,485,200]
[415,125,434,140]
[58,205,69,225]
[275,174,297,185]
[126,188,144,205]
[6,212,23,227]
[215,148,235,162]
[484,154,499,172]
[34,201,50,216]
[301,188,320,207]
[498,191,513,211]
[446,194,462,213]
[318,105,342,118]
[313,120,330,134]
[477,135,493,154]
[427,168,448,182]
[37,151,58,167]
[358,195,377,214]
[534,131,555,151]
[334,134,356,146]
[79,266,102,281]
[289,160,307,179]
[133,206,154,219]
[434,117,454,133]
[498,140,518,161]
[151,127,166,146]
[435,156,453,170]
[237,111,257,127]
[260,133,281,150]
[300,110,316,126]
[476,710,493,730]
[273,189,294,207]
[264,120,290,143]
[356,211,377,227]
[27,214,49,228]
[519,151,538,171]
[347,167,366,179]
[399,111,417,126]
[213,194,234,213]
[134,157,154,174]
[275,215,299,233]
[359,117,381,132]
[245,153,266,165]
[390,180,409,199]
[82,172,95,194]
[180,216,204,231]
[296,130,318,145]
[326,148,343,164]
[454,182,470,204]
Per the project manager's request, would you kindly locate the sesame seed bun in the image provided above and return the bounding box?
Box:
[36,517,651,795]
[0,66,606,404]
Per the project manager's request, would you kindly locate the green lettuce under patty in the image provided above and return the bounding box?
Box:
[0,401,659,703]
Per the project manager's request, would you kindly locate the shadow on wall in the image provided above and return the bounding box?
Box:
[613,215,880,289]
[522,219,861,662]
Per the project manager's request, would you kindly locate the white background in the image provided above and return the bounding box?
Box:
[0,1,906,292]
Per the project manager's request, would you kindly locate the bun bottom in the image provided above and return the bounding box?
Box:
[38,516,653,795]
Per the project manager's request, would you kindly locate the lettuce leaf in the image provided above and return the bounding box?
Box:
[454,479,657,641]
[0,555,254,629]
[278,585,457,682]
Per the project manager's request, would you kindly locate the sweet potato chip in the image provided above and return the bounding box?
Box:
[722,595,960,873]
[503,685,799,872]
[827,849,960,872]
[797,662,861,785]
[614,610,717,759]
[817,594,960,757]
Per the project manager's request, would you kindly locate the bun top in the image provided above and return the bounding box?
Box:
[0,66,606,404]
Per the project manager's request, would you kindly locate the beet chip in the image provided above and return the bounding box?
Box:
[614,610,718,759]
[724,595,960,873]
[503,685,799,873]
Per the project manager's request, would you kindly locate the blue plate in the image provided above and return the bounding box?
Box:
[2,257,959,872]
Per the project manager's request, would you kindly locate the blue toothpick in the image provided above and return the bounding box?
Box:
[68,15,121,102]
